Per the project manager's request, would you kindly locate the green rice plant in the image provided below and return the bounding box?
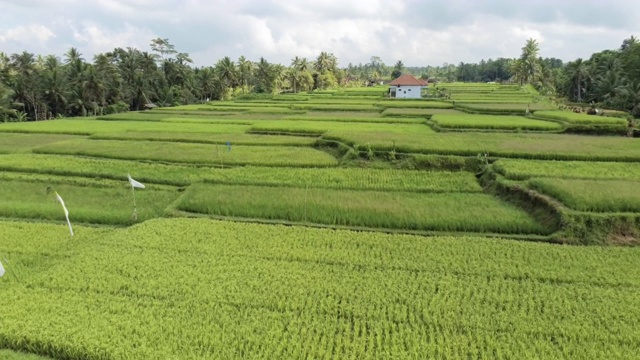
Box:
[493,159,640,181]
[0,349,52,359]
[328,95,382,100]
[0,154,479,192]
[303,98,379,105]
[0,179,179,225]
[161,118,255,125]
[282,115,422,124]
[529,178,640,212]
[290,104,377,112]
[294,111,382,118]
[159,104,240,111]
[455,102,556,114]
[0,154,218,186]
[0,119,250,135]
[245,107,304,114]
[0,220,109,256]
[176,184,548,234]
[252,120,436,136]
[90,132,316,146]
[145,110,246,117]
[430,114,562,131]
[199,168,482,193]
[0,170,166,189]
[532,110,628,125]
[377,101,453,109]
[34,139,338,167]
[271,95,308,101]
[324,131,640,161]
[0,133,79,154]
[342,86,388,93]
[381,108,463,117]
[1,217,640,358]
[212,102,290,108]
[97,112,171,121]
[599,109,631,118]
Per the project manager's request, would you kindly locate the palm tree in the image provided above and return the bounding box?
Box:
[298,58,310,72]
[215,56,237,92]
[64,47,83,66]
[93,53,123,107]
[569,58,590,102]
[237,56,253,94]
[519,38,540,84]
[9,51,41,120]
[82,65,107,115]
[314,52,333,74]
[196,67,217,102]
[593,70,626,107]
[623,80,640,117]
[255,57,276,93]
[42,55,68,117]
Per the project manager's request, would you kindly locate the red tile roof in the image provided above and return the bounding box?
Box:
[389,74,428,86]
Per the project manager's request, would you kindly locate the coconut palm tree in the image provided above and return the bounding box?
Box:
[41,55,68,117]
[568,58,590,102]
[215,56,237,96]
[519,38,541,84]
[237,56,253,94]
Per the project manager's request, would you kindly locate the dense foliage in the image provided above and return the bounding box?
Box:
[2,36,639,123]
[0,39,345,121]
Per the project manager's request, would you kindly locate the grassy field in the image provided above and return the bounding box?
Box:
[176,184,548,234]
[0,119,250,135]
[0,133,79,153]
[493,159,640,181]
[529,178,640,212]
[1,218,639,359]
[455,102,556,113]
[0,154,481,192]
[327,131,640,161]
[0,350,50,360]
[250,120,436,136]
[533,110,628,125]
[91,131,317,145]
[0,179,179,225]
[1,83,639,358]
[34,139,338,167]
[381,108,463,117]
[430,114,562,131]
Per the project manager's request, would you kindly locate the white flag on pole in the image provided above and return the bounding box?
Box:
[0,260,5,277]
[128,174,145,189]
[55,192,74,237]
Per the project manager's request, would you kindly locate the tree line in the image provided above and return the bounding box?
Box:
[0,38,346,121]
[1,36,639,121]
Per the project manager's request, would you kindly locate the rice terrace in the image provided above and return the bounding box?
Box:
[1,33,640,359]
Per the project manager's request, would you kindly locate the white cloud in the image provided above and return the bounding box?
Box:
[71,22,157,55]
[0,24,55,44]
[0,0,638,66]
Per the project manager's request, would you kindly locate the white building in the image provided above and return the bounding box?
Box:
[388,74,428,99]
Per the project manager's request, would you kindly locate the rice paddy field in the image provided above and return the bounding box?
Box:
[1,83,639,359]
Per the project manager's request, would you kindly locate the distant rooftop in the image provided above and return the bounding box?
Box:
[389,74,428,86]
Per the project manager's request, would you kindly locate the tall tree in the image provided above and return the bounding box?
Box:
[391,60,404,79]
[237,56,253,94]
[214,56,237,97]
[150,38,177,61]
[519,38,541,84]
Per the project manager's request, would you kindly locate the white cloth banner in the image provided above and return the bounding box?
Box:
[128,174,145,189]
[0,260,5,277]
[55,192,74,237]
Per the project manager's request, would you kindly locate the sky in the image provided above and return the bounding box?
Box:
[1,0,638,67]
